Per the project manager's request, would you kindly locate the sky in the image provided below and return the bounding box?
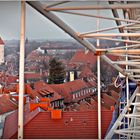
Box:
[0,1,121,41]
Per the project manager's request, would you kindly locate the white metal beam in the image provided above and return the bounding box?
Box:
[55,10,140,24]
[105,87,139,139]
[80,23,135,35]
[109,44,140,50]
[96,7,101,139]
[18,1,25,139]
[93,37,140,44]
[27,1,135,82]
[79,33,140,38]
[46,1,70,8]
[46,4,140,11]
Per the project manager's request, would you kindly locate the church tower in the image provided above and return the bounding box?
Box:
[0,37,4,64]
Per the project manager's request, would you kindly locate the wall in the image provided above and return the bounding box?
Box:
[0,44,4,64]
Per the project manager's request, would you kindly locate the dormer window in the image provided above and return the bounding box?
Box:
[73,94,75,99]
[81,91,83,96]
[45,93,54,98]
[78,92,81,97]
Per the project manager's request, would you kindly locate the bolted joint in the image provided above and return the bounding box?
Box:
[77,32,84,40]
[95,51,102,56]
[95,49,107,56]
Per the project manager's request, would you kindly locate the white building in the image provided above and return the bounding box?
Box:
[0,37,4,64]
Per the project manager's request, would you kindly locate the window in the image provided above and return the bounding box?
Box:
[84,90,86,95]
[78,92,81,97]
[73,94,75,99]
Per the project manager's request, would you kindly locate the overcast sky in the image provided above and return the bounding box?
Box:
[0,1,121,41]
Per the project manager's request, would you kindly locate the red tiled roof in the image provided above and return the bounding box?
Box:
[0,94,17,115]
[79,65,94,78]
[90,98,109,110]
[7,75,18,83]
[25,72,42,80]
[85,77,97,88]
[76,103,90,111]
[33,81,63,101]
[37,84,63,102]
[26,50,40,60]
[108,83,121,93]
[93,96,111,110]
[26,50,49,62]
[102,93,117,107]
[3,110,113,139]
[34,80,46,89]
[70,50,97,65]
[15,83,41,99]
[50,79,88,103]
[90,98,98,109]
[0,73,18,84]
[26,65,38,71]
[15,81,62,101]
[2,84,16,94]
[72,101,94,111]
[0,37,4,45]
[110,90,119,99]
[107,54,119,61]
[50,84,72,103]
[2,103,39,139]
[29,89,42,99]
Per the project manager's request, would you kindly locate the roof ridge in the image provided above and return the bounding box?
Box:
[0,37,4,45]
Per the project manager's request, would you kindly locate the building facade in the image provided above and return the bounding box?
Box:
[0,37,4,65]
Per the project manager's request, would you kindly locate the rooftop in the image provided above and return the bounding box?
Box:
[70,50,97,66]
[50,79,89,103]
[2,109,113,139]
[0,37,4,45]
[0,94,17,115]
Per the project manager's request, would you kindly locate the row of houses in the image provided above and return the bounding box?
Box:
[0,39,121,138]
[0,83,119,139]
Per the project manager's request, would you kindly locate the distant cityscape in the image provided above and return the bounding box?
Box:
[1,1,140,139]
[0,37,120,138]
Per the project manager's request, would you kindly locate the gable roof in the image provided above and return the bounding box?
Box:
[24,72,42,80]
[2,102,40,139]
[3,110,113,139]
[33,81,63,101]
[15,83,42,99]
[34,80,46,89]
[85,77,97,88]
[79,65,94,78]
[0,94,17,115]
[93,96,112,110]
[90,98,110,110]
[37,83,63,102]
[0,73,18,85]
[0,37,4,45]
[50,79,88,103]
[108,83,121,93]
[101,92,118,107]
[110,90,119,99]
[70,50,97,65]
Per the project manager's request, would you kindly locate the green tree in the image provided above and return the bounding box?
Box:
[48,57,66,84]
